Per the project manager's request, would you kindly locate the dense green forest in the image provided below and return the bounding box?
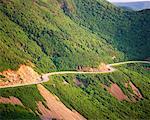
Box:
[0,0,149,73]
[62,0,150,59]
[0,0,123,72]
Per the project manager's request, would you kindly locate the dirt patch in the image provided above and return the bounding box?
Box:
[144,68,150,70]
[36,101,56,120]
[125,81,143,99]
[103,81,143,102]
[104,83,129,101]
[77,63,112,72]
[0,96,23,106]
[102,81,143,102]
[37,84,86,120]
[0,65,40,87]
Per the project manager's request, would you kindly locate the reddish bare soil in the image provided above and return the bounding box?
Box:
[144,68,150,70]
[103,81,143,102]
[104,83,129,101]
[37,84,86,120]
[36,101,57,120]
[0,65,40,87]
[0,96,23,106]
[126,81,143,99]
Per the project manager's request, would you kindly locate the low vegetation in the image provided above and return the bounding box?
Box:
[0,63,149,119]
[42,63,150,119]
[0,104,39,120]
[0,85,44,111]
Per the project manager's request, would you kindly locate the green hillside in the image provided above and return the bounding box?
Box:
[0,0,124,73]
[0,63,150,119]
[0,0,149,73]
[62,0,150,59]
[0,0,150,119]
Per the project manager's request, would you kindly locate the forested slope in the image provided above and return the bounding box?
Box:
[61,0,150,59]
[0,0,149,73]
[0,0,124,73]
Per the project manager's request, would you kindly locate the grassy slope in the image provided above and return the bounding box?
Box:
[0,0,149,73]
[0,104,39,120]
[43,63,150,119]
[0,85,44,119]
[0,63,149,119]
[0,0,123,72]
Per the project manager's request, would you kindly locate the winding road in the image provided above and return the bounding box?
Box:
[109,61,150,66]
[0,61,149,89]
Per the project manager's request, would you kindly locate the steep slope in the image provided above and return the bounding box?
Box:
[0,0,150,119]
[42,63,150,119]
[61,0,150,59]
[1,0,149,73]
[0,0,123,73]
[1,63,149,119]
[0,84,86,120]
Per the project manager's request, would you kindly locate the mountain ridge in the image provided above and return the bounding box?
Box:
[113,1,150,10]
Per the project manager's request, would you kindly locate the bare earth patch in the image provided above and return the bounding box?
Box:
[36,101,56,120]
[37,84,86,120]
[105,83,129,101]
[103,81,143,102]
[0,96,23,106]
[77,63,113,72]
[126,81,143,99]
[0,65,40,87]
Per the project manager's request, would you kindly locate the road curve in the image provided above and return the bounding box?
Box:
[0,61,149,89]
[0,69,116,89]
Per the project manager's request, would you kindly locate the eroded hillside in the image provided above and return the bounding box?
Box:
[0,65,40,86]
[0,63,149,119]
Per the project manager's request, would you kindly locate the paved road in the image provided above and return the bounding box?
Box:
[0,61,149,89]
